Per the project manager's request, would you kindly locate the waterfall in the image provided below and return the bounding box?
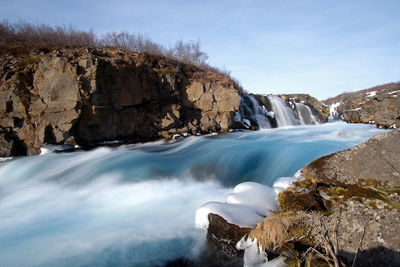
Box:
[328,102,341,121]
[235,94,322,129]
[295,102,320,125]
[266,95,300,127]
[234,95,275,129]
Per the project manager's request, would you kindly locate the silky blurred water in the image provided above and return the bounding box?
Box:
[0,122,387,266]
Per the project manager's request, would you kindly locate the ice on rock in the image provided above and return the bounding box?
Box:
[236,236,287,267]
[226,182,278,216]
[195,201,263,229]
[196,179,297,266]
[195,179,297,230]
[272,177,296,196]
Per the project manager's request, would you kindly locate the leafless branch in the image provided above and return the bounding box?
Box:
[352,224,367,267]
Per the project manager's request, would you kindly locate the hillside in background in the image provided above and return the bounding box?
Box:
[323,82,400,105]
[323,81,400,128]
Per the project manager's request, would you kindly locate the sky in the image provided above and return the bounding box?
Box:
[1,0,399,100]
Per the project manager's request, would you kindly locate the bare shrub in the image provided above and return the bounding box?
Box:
[0,20,245,93]
[169,40,208,66]
[100,32,165,55]
[0,20,96,50]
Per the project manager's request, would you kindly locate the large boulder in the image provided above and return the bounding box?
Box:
[301,129,400,187]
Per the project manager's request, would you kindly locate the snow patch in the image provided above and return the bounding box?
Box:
[387,90,400,95]
[366,91,377,97]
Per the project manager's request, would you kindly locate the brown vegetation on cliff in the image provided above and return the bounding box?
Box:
[0,21,244,94]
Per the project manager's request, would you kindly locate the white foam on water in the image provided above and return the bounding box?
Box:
[0,174,230,267]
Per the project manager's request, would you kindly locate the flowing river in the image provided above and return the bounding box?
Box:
[0,122,386,266]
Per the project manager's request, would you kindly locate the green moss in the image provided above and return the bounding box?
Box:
[305,257,331,267]
[343,185,385,201]
[368,200,378,210]
[278,189,323,211]
[326,186,346,197]
[284,254,302,267]
[293,179,317,191]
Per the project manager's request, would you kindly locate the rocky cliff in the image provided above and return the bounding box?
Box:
[0,47,241,157]
[324,82,400,128]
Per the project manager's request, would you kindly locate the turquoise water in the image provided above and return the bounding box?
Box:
[0,122,386,266]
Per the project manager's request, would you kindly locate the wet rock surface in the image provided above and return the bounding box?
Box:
[0,48,241,156]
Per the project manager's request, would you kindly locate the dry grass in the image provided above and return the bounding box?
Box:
[249,211,310,252]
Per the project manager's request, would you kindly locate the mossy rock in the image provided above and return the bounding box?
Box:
[293,179,317,191]
[343,184,386,201]
[305,257,330,267]
[278,189,324,211]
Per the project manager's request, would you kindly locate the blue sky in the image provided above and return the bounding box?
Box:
[1,0,399,99]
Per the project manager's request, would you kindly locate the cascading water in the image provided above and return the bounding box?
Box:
[235,94,323,129]
[295,102,320,125]
[265,95,300,127]
[328,102,342,121]
[234,95,275,129]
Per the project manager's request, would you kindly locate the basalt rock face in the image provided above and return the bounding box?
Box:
[324,82,400,128]
[279,94,330,123]
[0,48,241,156]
